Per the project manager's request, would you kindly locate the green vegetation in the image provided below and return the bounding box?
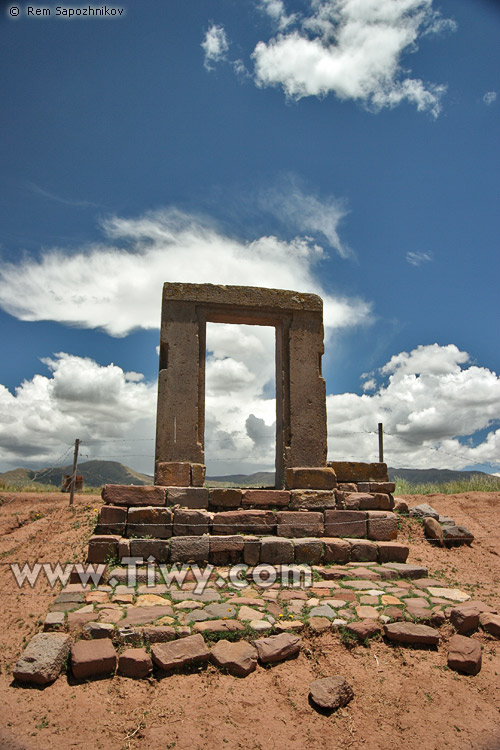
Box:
[394,474,500,495]
[0,480,102,494]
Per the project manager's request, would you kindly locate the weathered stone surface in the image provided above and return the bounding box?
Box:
[166,487,209,509]
[71,639,117,680]
[276,620,305,632]
[423,516,444,546]
[442,525,474,546]
[355,605,380,620]
[447,634,482,675]
[384,622,440,645]
[155,461,190,487]
[127,505,172,539]
[43,611,66,631]
[393,498,409,513]
[155,283,327,494]
[118,648,153,678]
[349,539,378,562]
[339,492,392,511]
[309,604,337,619]
[328,462,388,483]
[87,535,120,563]
[384,563,428,579]
[277,511,324,538]
[377,542,409,564]
[286,467,337,490]
[209,488,242,509]
[193,619,245,634]
[170,535,210,563]
[83,622,115,639]
[323,538,351,564]
[213,510,276,536]
[324,510,366,538]
[450,604,482,634]
[346,619,381,640]
[128,506,172,524]
[242,490,289,507]
[426,587,470,602]
[121,605,174,627]
[141,626,176,642]
[173,509,211,536]
[151,634,210,671]
[13,633,71,685]
[369,482,396,494]
[96,505,127,535]
[191,463,206,487]
[210,639,258,676]
[243,536,261,565]
[253,633,301,663]
[409,503,439,520]
[309,616,332,632]
[209,535,244,564]
[170,589,220,603]
[479,613,500,637]
[67,609,99,629]
[260,537,294,564]
[309,676,354,711]
[293,537,323,564]
[129,539,170,562]
[339,483,358,492]
[289,490,336,511]
[102,484,167,507]
[366,511,398,541]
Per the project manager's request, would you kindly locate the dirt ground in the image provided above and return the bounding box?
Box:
[0,491,499,750]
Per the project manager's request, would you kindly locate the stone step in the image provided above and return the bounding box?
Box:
[96,506,399,542]
[87,534,409,566]
[101,484,396,512]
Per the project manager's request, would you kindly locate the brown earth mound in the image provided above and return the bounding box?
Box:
[0,490,499,750]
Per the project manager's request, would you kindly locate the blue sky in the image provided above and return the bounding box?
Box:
[0,0,499,477]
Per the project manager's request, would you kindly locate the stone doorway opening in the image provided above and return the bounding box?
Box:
[204,322,276,485]
[154,283,327,489]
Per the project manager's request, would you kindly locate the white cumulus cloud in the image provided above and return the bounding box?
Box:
[483,91,497,106]
[1,343,499,477]
[202,24,229,70]
[0,354,157,474]
[327,343,500,470]
[248,0,453,115]
[0,208,372,337]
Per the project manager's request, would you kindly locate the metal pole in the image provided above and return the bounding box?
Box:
[378,423,384,463]
[69,438,80,506]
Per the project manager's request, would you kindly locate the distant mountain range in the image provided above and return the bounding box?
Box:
[0,460,495,489]
[0,460,153,488]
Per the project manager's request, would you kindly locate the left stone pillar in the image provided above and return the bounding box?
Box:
[154,299,205,483]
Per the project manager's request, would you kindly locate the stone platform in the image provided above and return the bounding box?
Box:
[87,463,409,566]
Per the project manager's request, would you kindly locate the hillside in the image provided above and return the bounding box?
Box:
[387,467,493,484]
[0,460,153,488]
[1,461,496,489]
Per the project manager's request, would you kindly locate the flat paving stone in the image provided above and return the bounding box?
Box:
[309,605,337,619]
[384,622,440,645]
[426,587,471,602]
[170,590,221,603]
[151,634,210,671]
[204,602,237,619]
[71,639,117,680]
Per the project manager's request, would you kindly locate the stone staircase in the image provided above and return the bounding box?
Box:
[87,461,410,567]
